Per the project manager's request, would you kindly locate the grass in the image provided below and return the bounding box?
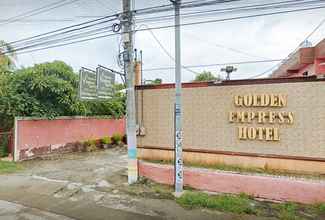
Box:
[0,161,22,174]
[142,159,325,180]
[175,191,325,219]
[176,191,256,215]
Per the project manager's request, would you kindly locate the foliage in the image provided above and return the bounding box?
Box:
[0,161,22,174]
[84,139,97,152]
[193,71,221,82]
[176,191,256,215]
[0,40,16,73]
[0,134,9,157]
[101,136,112,145]
[111,133,123,145]
[0,61,126,131]
[145,78,162,85]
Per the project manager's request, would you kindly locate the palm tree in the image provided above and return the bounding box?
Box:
[0,40,16,72]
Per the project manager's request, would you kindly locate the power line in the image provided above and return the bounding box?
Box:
[142,25,199,74]
[0,0,80,27]
[4,0,323,50]
[142,59,283,71]
[250,12,325,79]
[8,18,117,52]
[4,1,325,56]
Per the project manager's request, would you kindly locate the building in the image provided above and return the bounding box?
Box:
[271,39,325,78]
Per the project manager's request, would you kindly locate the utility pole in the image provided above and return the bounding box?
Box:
[171,0,183,196]
[122,0,138,184]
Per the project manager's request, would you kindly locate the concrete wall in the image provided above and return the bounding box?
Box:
[14,117,125,161]
[136,77,325,173]
[139,161,325,204]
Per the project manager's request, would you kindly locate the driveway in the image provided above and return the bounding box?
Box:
[0,148,273,220]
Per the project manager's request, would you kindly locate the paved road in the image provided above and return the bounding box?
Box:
[0,200,74,220]
[0,148,274,220]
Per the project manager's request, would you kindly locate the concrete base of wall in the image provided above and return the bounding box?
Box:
[138,161,325,204]
[138,147,325,175]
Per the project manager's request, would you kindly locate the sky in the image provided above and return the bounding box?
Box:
[1,0,325,83]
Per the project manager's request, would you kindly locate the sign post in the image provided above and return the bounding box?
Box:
[79,66,115,100]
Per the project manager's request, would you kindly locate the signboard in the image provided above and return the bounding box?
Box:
[96,66,115,99]
[228,94,294,141]
[79,68,97,100]
[79,66,116,100]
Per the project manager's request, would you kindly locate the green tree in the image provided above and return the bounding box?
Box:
[193,71,221,82]
[0,61,126,130]
[145,78,162,85]
[0,40,16,73]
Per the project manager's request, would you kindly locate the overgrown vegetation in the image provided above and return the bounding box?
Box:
[192,71,222,82]
[175,191,325,220]
[0,134,9,157]
[101,136,112,145]
[0,161,22,174]
[0,61,126,131]
[111,133,123,145]
[177,191,256,215]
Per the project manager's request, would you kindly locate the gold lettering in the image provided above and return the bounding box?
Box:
[257,127,264,141]
[288,112,294,124]
[234,95,243,107]
[253,95,259,107]
[260,94,270,107]
[265,128,273,141]
[258,111,266,124]
[269,112,276,124]
[270,94,278,107]
[278,112,285,124]
[236,111,246,123]
[229,112,235,123]
[278,94,287,107]
[247,112,256,123]
[247,127,256,140]
[273,128,280,141]
[238,127,247,140]
[243,95,253,107]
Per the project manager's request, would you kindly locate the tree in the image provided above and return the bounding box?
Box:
[145,78,162,85]
[0,61,126,130]
[0,40,16,73]
[193,71,221,82]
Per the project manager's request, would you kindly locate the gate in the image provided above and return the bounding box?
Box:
[0,131,13,157]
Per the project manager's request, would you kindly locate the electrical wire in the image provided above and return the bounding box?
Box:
[142,59,283,71]
[3,1,325,57]
[3,0,323,50]
[0,0,80,27]
[139,24,199,75]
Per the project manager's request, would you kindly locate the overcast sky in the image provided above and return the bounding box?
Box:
[1,0,325,82]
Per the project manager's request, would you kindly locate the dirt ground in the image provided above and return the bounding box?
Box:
[0,148,275,220]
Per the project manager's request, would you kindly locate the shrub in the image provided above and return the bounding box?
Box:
[0,134,9,158]
[111,133,123,145]
[84,139,97,152]
[101,136,112,145]
[122,134,127,144]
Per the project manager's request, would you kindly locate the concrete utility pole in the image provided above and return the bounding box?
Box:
[122,0,138,184]
[171,0,183,195]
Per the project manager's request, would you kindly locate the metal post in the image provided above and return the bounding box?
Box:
[172,0,183,195]
[122,0,138,184]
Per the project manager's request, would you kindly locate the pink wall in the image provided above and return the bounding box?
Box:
[14,117,125,161]
[139,161,325,204]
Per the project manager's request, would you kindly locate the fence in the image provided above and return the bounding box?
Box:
[14,116,125,161]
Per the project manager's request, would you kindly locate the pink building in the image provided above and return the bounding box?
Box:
[271,39,325,78]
